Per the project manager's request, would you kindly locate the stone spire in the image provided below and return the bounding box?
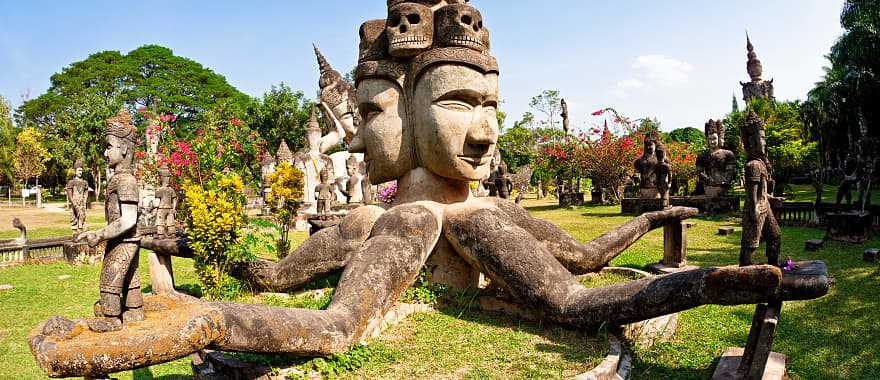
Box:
[746,32,763,82]
[741,32,774,101]
[306,106,321,133]
[276,141,293,164]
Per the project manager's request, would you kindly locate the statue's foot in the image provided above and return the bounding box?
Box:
[41,316,88,340]
[87,317,122,333]
[123,307,145,324]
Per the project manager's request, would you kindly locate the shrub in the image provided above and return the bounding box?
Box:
[266,162,305,258]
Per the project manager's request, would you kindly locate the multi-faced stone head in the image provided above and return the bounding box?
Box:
[435,3,488,52]
[387,2,434,57]
[705,119,725,150]
[346,155,359,176]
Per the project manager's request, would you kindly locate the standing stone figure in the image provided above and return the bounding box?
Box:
[740,34,775,102]
[655,145,672,208]
[561,98,570,135]
[154,168,177,238]
[293,109,335,213]
[495,164,513,200]
[361,162,375,205]
[314,167,335,217]
[65,160,90,236]
[341,155,365,203]
[740,112,781,267]
[634,135,661,199]
[74,109,143,331]
[696,120,737,197]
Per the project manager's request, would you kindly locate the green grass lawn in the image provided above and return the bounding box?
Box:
[1,198,879,379]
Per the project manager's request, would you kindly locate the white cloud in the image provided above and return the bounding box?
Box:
[614,78,646,99]
[632,54,693,87]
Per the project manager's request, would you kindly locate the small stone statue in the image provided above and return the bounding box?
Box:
[154,168,177,238]
[495,164,513,200]
[294,108,335,213]
[341,155,365,204]
[314,167,335,217]
[740,112,781,267]
[361,162,375,205]
[696,120,737,197]
[74,109,143,331]
[634,135,661,199]
[740,34,775,102]
[655,145,672,208]
[65,160,90,236]
[561,98,570,135]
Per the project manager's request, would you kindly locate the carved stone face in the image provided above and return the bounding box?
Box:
[387,3,433,58]
[643,141,656,158]
[435,4,487,51]
[413,64,499,181]
[104,136,126,168]
[357,78,412,183]
[330,100,358,138]
[75,167,83,179]
[306,128,322,152]
[708,133,720,149]
[346,159,358,176]
[749,129,766,157]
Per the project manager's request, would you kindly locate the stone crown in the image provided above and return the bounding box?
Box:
[105,108,138,145]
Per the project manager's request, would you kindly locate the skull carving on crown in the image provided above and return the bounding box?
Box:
[435,3,488,52]
[387,2,433,58]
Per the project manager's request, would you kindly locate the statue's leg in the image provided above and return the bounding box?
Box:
[443,205,825,327]
[740,213,763,266]
[233,205,385,292]
[121,244,144,323]
[93,240,139,331]
[763,212,782,266]
[487,198,697,273]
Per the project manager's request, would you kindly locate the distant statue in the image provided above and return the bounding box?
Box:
[634,135,661,199]
[154,168,177,238]
[74,109,143,331]
[696,119,737,197]
[495,164,513,200]
[315,45,358,149]
[65,160,90,236]
[314,167,335,217]
[561,98,570,135]
[655,145,672,208]
[293,108,335,213]
[740,34,775,102]
[740,112,781,267]
[341,155,365,204]
[836,154,859,206]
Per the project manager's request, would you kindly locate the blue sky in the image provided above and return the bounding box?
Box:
[0,0,843,131]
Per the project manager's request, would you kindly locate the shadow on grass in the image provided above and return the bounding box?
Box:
[133,368,191,380]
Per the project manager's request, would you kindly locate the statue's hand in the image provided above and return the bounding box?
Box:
[643,206,698,228]
[74,231,101,248]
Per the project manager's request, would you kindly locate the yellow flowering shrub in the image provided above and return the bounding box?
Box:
[266,162,305,258]
[183,173,251,299]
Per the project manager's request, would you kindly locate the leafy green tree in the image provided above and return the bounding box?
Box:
[13,128,51,187]
[528,90,562,129]
[498,125,537,172]
[0,96,18,187]
[247,83,314,154]
[667,127,706,153]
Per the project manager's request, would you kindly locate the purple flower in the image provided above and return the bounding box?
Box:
[783,258,795,271]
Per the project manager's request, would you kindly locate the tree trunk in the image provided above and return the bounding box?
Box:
[93,167,102,204]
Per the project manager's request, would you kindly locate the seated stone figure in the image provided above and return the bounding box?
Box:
[696,119,737,197]
[28,2,829,377]
[634,135,661,199]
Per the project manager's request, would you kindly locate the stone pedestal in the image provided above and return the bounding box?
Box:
[559,192,585,208]
[805,239,824,252]
[307,214,345,235]
[825,211,872,244]
[648,221,698,274]
[864,248,879,263]
[62,241,105,265]
[713,302,786,380]
[590,190,604,205]
[718,227,735,236]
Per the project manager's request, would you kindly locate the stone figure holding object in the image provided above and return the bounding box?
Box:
[65,160,90,236]
[740,112,781,267]
[154,168,177,238]
[73,109,143,332]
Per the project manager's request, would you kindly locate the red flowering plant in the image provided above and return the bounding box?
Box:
[580,116,642,204]
[664,141,698,195]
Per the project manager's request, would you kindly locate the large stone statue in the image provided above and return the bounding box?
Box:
[293,108,335,214]
[655,145,672,208]
[65,160,90,236]
[73,109,143,332]
[634,135,661,199]
[29,3,829,377]
[741,34,775,102]
[740,112,781,267]
[696,119,737,197]
[154,168,177,238]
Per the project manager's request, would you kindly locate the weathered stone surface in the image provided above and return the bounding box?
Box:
[62,241,104,266]
[805,239,824,252]
[740,112,781,267]
[713,347,786,380]
[825,211,872,244]
[697,120,737,197]
[864,248,879,263]
[719,227,736,236]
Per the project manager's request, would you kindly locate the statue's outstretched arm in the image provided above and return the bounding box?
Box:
[29,203,443,377]
[488,198,697,273]
[444,205,829,327]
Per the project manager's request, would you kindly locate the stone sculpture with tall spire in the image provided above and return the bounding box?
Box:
[741,33,775,102]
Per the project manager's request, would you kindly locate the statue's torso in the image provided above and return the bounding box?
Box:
[66,178,88,205]
[106,172,139,240]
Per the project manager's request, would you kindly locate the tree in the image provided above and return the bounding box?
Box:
[528,90,562,129]
[667,127,706,153]
[247,83,314,154]
[13,128,51,187]
[0,96,18,187]
[497,124,537,172]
